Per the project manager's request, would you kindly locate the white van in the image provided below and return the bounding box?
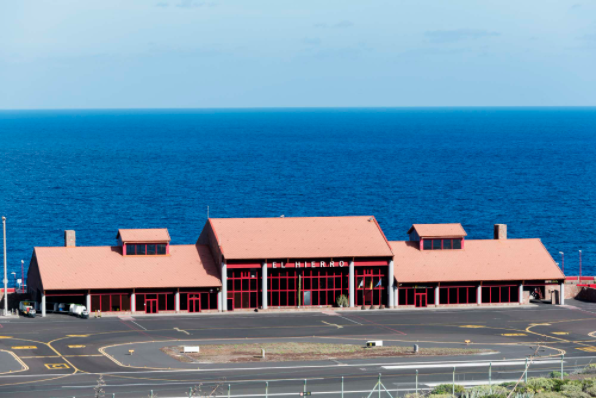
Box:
[70,304,89,319]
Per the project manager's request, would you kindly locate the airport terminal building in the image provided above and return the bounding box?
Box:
[26,216,566,316]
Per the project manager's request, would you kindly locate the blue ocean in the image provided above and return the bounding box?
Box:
[0,108,595,284]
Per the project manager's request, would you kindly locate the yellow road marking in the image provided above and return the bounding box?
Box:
[21,356,60,359]
[589,331,596,337]
[502,333,527,336]
[0,350,29,375]
[66,335,89,337]
[321,321,343,329]
[173,327,190,335]
[552,332,569,335]
[460,325,485,328]
[68,345,86,348]
[576,346,596,353]
[11,346,37,350]
[0,336,13,339]
[44,363,70,369]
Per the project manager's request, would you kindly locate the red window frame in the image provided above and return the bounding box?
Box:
[227,269,260,309]
[90,293,131,312]
[180,289,218,312]
[397,287,434,306]
[423,238,463,250]
[299,268,348,307]
[355,267,386,306]
[269,269,299,307]
[125,243,168,256]
[135,292,175,312]
[481,285,518,303]
[439,285,477,305]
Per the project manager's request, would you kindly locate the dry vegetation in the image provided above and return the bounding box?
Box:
[161,342,485,363]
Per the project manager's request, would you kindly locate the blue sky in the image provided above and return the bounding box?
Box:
[0,0,595,108]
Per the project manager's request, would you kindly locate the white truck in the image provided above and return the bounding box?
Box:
[69,304,89,319]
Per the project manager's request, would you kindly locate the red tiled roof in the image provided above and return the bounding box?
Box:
[116,229,171,243]
[34,245,220,290]
[391,239,564,283]
[407,224,467,238]
[208,216,394,260]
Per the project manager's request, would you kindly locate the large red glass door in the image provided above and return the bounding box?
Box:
[188,295,201,313]
[146,299,158,314]
[415,293,427,308]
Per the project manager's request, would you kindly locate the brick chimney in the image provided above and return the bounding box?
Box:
[64,230,76,247]
[494,224,507,240]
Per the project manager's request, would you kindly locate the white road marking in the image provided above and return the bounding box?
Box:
[321,321,343,329]
[174,327,190,335]
[382,359,561,370]
[130,321,147,331]
[336,315,363,325]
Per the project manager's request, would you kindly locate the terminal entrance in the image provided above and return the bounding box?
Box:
[188,294,201,313]
[145,299,157,314]
[415,292,427,307]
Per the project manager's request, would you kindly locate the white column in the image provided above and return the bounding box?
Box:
[477,285,482,305]
[86,291,91,312]
[221,262,227,312]
[435,285,440,306]
[387,260,394,308]
[262,261,268,310]
[559,282,565,305]
[393,285,398,307]
[131,291,136,312]
[217,291,222,311]
[41,291,46,317]
[175,290,180,312]
[349,260,355,308]
[519,284,524,304]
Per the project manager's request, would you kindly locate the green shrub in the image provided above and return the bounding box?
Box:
[549,371,568,378]
[429,394,454,398]
[533,392,562,398]
[336,294,349,307]
[431,384,465,395]
[526,378,556,393]
[560,383,589,398]
[465,385,508,398]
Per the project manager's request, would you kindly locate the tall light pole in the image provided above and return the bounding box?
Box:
[558,252,564,274]
[579,250,582,281]
[2,216,7,317]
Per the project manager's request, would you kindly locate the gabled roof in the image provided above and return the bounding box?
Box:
[407,223,467,238]
[33,245,220,290]
[116,229,171,243]
[205,216,394,260]
[391,238,565,283]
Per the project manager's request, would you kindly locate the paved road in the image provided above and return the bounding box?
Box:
[0,300,594,398]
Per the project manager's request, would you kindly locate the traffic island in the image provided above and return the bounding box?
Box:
[161,342,486,363]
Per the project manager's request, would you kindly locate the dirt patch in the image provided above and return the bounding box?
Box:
[161,342,486,363]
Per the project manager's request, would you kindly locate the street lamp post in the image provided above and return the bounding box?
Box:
[559,252,564,274]
[579,250,582,281]
[2,216,7,317]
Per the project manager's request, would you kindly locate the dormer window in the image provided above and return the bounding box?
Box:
[407,223,467,251]
[423,238,462,250]
[117,228,171,256]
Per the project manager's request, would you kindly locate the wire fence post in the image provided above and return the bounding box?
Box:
[489,362,492,385]
[304,379,307,395]
[560,355,564,380]
[188,387,192,398]
[341,376,344,398]
[378,373,381,398]
[415,370,418,396]
[525,358,528,383]
[453,366,456,396]
[228,383,231,398]
[265,381,268,398]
